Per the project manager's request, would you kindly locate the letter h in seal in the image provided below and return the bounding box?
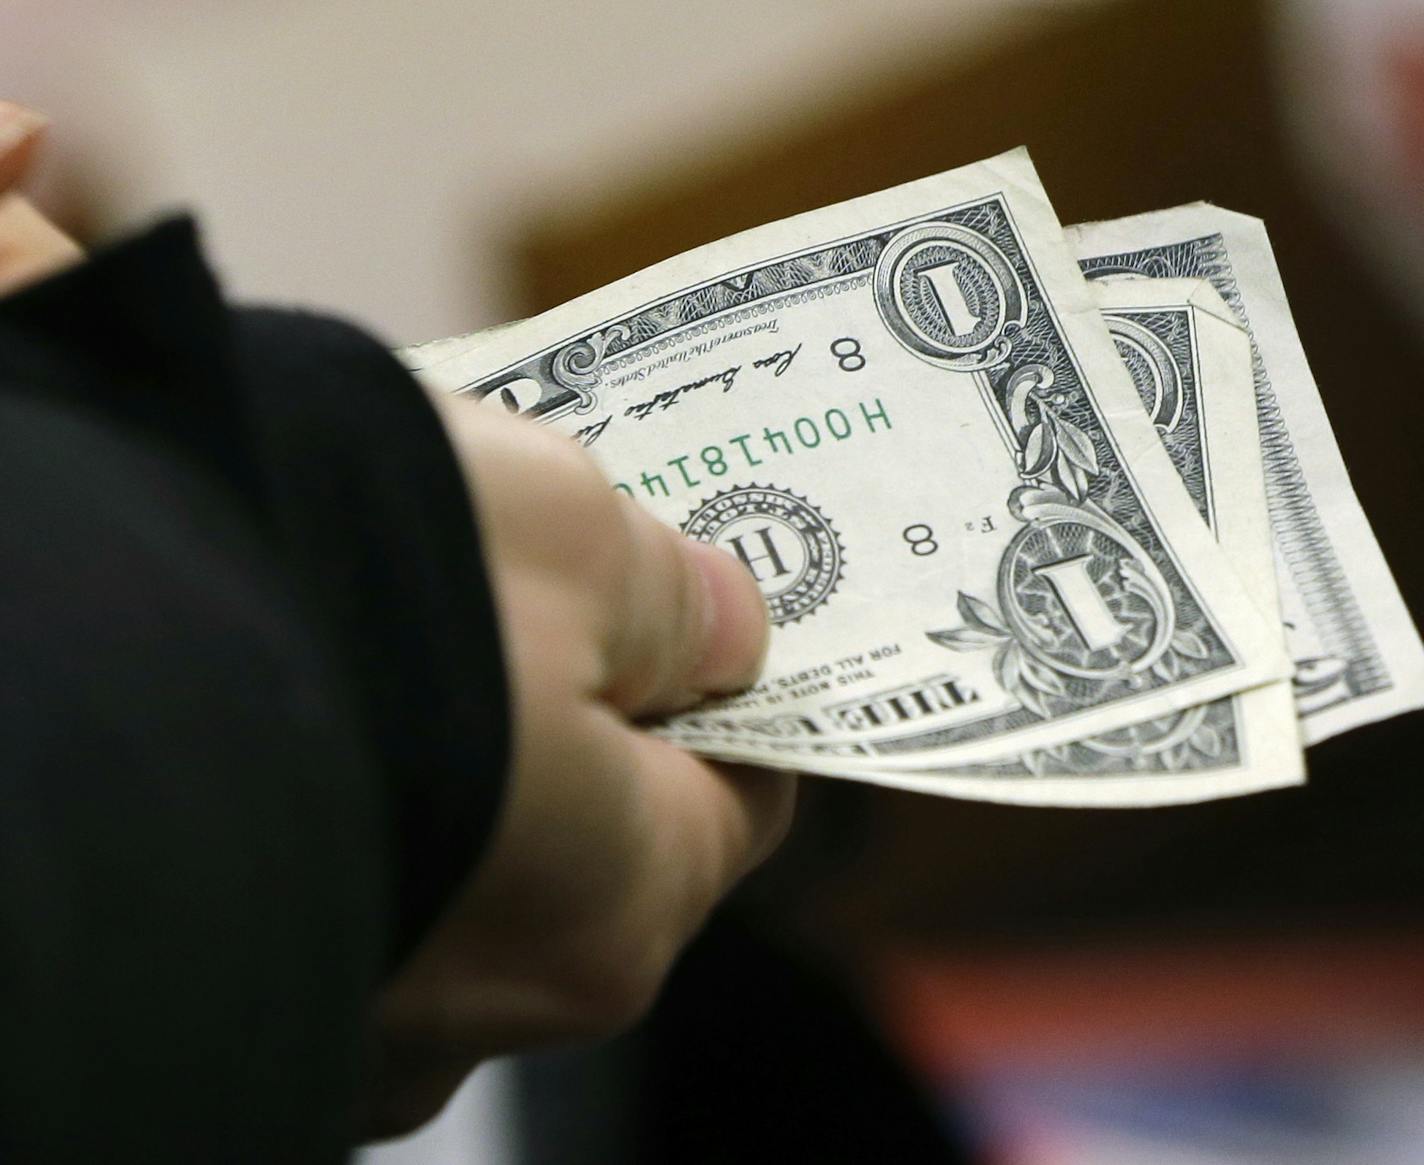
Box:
[682,485,844,626]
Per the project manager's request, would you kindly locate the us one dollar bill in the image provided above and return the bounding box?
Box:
[1069,205,1424,744]
[664,205,1424,797]
[665,279,1304,806]
[409,149,1291,785]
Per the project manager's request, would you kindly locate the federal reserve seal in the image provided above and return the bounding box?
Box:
[681,485,844,625]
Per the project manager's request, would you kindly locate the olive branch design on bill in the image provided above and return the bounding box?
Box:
[925,360,1205,723]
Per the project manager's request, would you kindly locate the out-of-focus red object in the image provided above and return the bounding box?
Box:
[878,932,1424,1077]
[1392,39,1424,176]
[874,932,1424,1165]
[1274,1,1424,322]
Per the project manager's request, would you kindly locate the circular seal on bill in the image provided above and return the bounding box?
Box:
[681,485,843,625]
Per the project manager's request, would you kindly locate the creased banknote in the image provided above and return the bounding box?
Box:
[662,280,1303,805]
[1069,205,1424,744]
[409,149,1289,781]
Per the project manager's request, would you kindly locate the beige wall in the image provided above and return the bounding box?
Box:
[1,0,1083,345]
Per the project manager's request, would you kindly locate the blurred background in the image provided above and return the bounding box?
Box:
[5,0,1424,1161]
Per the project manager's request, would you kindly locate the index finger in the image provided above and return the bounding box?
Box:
[0,103,47,194]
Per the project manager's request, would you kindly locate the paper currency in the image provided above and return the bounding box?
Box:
[660,280,1304,805]
[1069,205,1424,744]
[713,204,1424,795]
[410,149,1290,787]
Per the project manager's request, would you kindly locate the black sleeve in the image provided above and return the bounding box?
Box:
[0,219,510,1162]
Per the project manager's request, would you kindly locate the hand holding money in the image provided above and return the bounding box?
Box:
[373,401,794,1130]
[406,149,1424,808]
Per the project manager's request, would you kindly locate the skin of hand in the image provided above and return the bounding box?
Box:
[0,100,795,1138]
[368,397,795,1136]
[0,103,81,292]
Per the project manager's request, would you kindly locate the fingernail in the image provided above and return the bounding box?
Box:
[685,537,771,692]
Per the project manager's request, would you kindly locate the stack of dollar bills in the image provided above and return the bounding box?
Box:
[402,149,1424,807]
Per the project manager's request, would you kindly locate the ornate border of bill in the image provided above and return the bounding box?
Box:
[404,149,1424,807]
